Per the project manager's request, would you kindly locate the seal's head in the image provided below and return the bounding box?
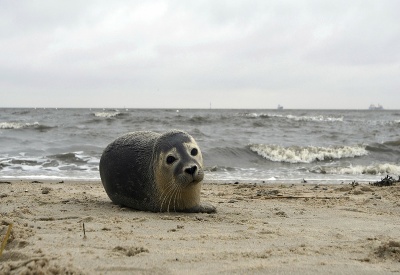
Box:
[153,130,204,212]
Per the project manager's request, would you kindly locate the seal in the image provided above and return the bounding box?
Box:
[99,130,216,213]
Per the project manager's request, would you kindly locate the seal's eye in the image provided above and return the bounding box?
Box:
[191,148,198,156]
[166,155,176,165]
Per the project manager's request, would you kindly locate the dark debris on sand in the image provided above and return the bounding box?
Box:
[370,175,400,187]
[375,240,400,262]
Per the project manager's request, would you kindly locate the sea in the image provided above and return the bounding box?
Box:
[1,108,399,184]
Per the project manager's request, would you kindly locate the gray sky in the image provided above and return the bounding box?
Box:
[1,0,399,109]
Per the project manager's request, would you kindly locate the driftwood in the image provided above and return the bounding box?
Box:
[370,175,400,187]
[0,223,13,257]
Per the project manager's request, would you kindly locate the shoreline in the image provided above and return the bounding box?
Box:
[0,176,386,185]
[1,180,400,274]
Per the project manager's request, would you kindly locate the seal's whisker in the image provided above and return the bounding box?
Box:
[159,179,176,212]
[171,186,177,212]
[167,183,179,212]
[165,184,174,212]
[177,185,183,210]
[160,178,178,212]
[173,185,182,212]
[160,186,175,212]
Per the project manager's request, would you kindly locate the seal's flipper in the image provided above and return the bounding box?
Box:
[184,203,216,213]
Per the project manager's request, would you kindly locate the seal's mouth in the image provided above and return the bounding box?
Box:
[179,174,203,187]
[188,178,201,185]
[179,165,204,186]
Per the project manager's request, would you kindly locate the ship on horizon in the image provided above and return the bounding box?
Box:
[368,104,384,110]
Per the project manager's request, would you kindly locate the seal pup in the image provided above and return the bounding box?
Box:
[99,130,216,213]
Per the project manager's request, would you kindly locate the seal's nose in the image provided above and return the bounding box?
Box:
[185,165,197,175]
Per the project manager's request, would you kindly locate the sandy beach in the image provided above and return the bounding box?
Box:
[1,180,400,274]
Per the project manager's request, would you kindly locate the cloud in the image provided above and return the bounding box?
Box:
[0,0,399,108]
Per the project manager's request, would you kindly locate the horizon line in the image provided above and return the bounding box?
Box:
[0,106,398,111]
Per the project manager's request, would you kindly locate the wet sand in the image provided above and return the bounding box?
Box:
[1,180,400,274]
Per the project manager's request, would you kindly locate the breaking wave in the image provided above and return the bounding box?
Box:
[285,114,344,122]
[93,111,125,118]
[311,163,400,176]
[0,122,54,131]
[239,113,343,122]
[0,122,30,129]
[0,151,100,178]
[48,152,89,164]
[249,144,368,163]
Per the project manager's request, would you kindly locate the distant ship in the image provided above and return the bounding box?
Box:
[368,104,384,110]
[277,104,284,110]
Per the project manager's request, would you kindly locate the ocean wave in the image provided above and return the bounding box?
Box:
[239,113,267,119]
[187,114,213,124]
[384,139,400,147]
[311,163,400,175]
[366,140,400,154]
[285,114,343,122]
[93,111,125,118]
[392,120,400,124]
[0,122,26,129]
[361,119,400,127]
[188,128,208,139]
[249,144,368,163]
[0,152,99,177]
[379,120,400,126]
[0,156,44,170]
[0,122,54,131]
[205,165,236,172]
[239,113,343,122]
[0,122,40,129]
[48,152,89,164]
[206,146,258,161]
[12,110,31,115]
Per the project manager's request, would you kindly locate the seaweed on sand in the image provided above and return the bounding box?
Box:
[370,175,400,187]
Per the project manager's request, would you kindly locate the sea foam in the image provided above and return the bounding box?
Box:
[0,122,54,131]
[249,144,368,163]
[93,111,123,118]
[240,113,343,122]
[311,163,400,175]
[0,122,39,129]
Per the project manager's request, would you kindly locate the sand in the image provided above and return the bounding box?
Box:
[1,179,400,274]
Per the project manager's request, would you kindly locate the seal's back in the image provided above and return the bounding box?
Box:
[99,131,160,211]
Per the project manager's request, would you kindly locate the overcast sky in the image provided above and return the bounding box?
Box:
[1,1,399,109]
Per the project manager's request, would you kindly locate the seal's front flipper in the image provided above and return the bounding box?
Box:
[185,203,216,213]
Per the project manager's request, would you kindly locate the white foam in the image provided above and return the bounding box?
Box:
[335,163,400,175]
[240,113,343,122]
[0,122,40,129]
[283,114,343,122]
[94,112,121,118]
[0,175,100,181]
[249,144,368,163]
[242,113,260,118]
[0,122,25,129]
[0,122,20,129]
